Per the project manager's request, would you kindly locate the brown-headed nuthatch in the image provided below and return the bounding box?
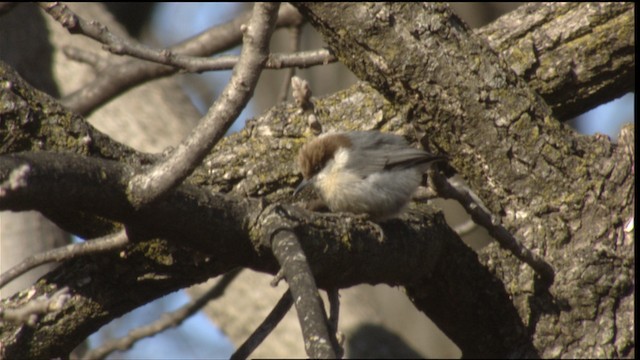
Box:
[294,131,446,220]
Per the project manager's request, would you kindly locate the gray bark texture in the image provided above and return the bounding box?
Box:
[0,2,634,358]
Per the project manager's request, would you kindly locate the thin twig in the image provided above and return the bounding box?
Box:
[85,268,243,360]
[430,170,555,284]
[328,289,340,332]
[62,44,334,73]
[39,2,213,72]
[230,290,294,360]
[62,46,111,70]
[327,288,344,357]
[267,48,335,69]
[270,228,337,358]
[41,3,330,73]
[59,4,303,115]
[0,230,128,290]
[126,3,280,209]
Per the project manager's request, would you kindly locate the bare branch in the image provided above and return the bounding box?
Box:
[230,290,294,360]
[130,48,334,72]
[0,230,128,290]
[60,4,303,115]
[62,40,333,73]
[39,2,164,62]
[40,2,210,70]
[327,289,344,357]
[86,268,242,360]
[266,48,335,69]
[127,2,280,209]
[429,170,555,284]
[41,3,330,74]
[62,46,111,70]
[270,228,337,358]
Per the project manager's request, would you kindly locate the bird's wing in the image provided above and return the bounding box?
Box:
[340,131,446,178]
[346,148,444,182]
[346,131,409,149]
[381,147,445,170]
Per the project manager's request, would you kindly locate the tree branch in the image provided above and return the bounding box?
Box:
[59,4,303,115]
[0,287,70,326]
[41,3,331,73]
[478,2,635,120]
[0,150,457,357]
[0,230,128,290]
[62,44,335,72]
[269,228,336,358]
[294,2,634,357]
[0,3,633,356]
[230,290,293,360]
[429,170,554,283]
[0,237,234,358]
[127,2,280,208]
[85,268,242,360]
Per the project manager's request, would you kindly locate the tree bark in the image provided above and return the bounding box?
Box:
[294,2,634,358]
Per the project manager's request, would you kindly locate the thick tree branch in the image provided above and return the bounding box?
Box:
[405,229,538,358]
[294,2,634,358]
[0,236,233,359]
[0,152,256,260]
[0,150,457,357]
[0,3,634,357]
[478,2,634,121]
[0,151,454,285]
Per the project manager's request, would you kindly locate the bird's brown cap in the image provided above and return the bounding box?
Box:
[297,133,352,179]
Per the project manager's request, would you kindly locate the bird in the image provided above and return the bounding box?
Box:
[294,131,446,221]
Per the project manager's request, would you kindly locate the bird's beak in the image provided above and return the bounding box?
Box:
[293,178,313,197]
